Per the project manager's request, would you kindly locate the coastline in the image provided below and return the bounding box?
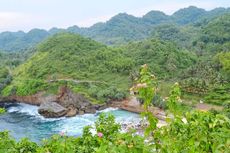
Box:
[0,94,167,121]
[109,96,167,121]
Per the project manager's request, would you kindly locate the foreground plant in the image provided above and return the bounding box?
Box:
[131,64,158,136]
[0,113,151,153]
[133,64,230,152]
[153,111,230,152]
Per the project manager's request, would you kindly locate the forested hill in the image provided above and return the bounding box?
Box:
[0,6,230,52]
[1,33,196,102]
[0,6,229,105]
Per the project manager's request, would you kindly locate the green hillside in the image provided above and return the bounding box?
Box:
[122,39,197,79]
[187,13,230,54]
[2,33,134,102]
[2,33,196,103]
[0,29,49,52]
[171,6,206,25]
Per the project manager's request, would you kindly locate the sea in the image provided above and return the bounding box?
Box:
[0,102,141,142]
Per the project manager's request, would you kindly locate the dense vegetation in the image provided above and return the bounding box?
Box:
[0,66,229,153]
[1,33,134,102]
[1,33,196,103]
[122,39,196,79]
[1,7,230,106]
[0,29,49,52]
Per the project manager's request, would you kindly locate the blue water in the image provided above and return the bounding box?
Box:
[0,103,140,142]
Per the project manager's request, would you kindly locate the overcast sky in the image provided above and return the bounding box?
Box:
[0,0,229,32]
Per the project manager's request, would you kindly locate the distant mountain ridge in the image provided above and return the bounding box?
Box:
[0,6,230,52]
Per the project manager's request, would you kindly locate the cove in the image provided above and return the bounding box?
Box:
[0,103,140,142]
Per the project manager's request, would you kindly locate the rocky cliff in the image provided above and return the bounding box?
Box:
[0,86,107,118]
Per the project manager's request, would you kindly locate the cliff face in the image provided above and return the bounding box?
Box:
[0,86,107,118]
[8,92,56,106]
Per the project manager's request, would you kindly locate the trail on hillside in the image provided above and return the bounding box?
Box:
[47,78,108,84]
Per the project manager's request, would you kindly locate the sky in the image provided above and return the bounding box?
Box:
[0,0,230,32]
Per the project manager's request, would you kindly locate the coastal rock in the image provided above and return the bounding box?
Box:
[4,86,108,118]
[94,104,107,111]
[0,97,7,103]
[56,86,103,115]
[37,87,108,118]
[78,110,84,115]
[66,106,78,117]
[38,101,68,118]
[57,86,91,109]
[84,106,97,114]
[8,92,56,106]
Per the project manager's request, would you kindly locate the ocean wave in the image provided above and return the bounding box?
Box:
[6,103,141,129]
[97,107,119,113]
[2,103,141,142]
[7,103,39,116]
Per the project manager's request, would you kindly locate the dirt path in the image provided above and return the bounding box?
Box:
[47,78,107,84]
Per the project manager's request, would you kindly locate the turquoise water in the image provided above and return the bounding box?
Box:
[0,103,140,142]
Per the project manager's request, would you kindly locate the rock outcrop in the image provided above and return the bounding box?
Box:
[3,86,107,118]
[38,101,68,118]
[53,86,107,116]
[37,87,108,118]
[8,92,56,106]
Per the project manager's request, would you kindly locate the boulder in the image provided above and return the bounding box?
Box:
[84,106,96,114]
[78,110,84,115]
[57,87,91,109]
[97,104,107,111]
[38,101,68,118]
[56,86,103,115]
[66,106,78,117]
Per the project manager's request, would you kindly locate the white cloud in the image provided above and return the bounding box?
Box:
[0,12,25,25]
[0,12,35,31]
[0,12,67,32]
[76,15,113,27]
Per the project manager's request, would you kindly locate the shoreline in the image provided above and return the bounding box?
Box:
[109,96,167,121]
[0,94,167,121]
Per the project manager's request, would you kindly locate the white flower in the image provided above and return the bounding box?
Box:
[182,118,187,124]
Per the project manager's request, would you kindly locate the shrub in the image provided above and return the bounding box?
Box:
[95,113,121,140]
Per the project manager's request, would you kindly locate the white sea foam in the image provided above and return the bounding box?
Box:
[7,103,65,121]
[97,107,119,113]
[8,103,39,116]
[2,103,141,142]
[5,103,141,136]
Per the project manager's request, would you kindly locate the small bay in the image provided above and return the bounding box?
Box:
[0,103,140,142]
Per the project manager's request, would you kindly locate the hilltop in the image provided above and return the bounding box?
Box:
[0,6,230,52]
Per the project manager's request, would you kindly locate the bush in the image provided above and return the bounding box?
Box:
[15,79,46,96]
[95,113,121,140]
[153,111,230,152]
